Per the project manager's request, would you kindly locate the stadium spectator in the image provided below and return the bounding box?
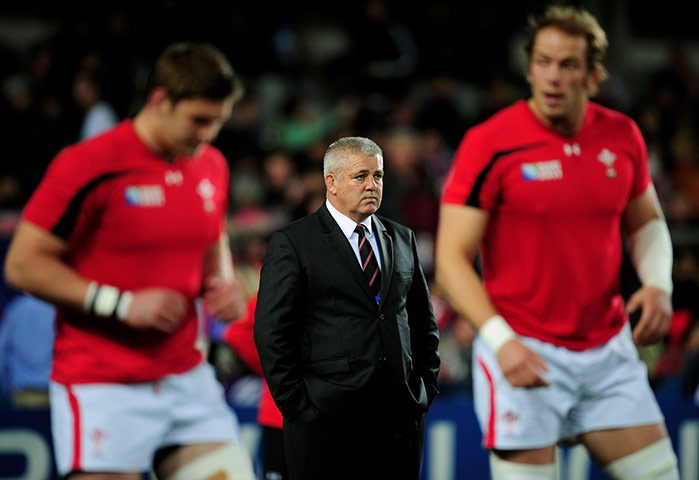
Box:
[72,69,119,140]
[0,294,55,407]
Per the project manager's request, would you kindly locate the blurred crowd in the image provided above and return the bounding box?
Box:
[2,0,699,405]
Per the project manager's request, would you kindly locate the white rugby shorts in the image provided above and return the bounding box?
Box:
[472,323,665,450]
[50,362,245,476]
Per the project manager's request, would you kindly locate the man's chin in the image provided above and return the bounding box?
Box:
[176,142,205,158]
[362,205,380,215]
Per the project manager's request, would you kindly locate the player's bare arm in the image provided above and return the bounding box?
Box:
[201,230,246,322]
[5,220,187,333]
[5,220,91,309]
[435,204,549,388]
[623,184,673,346]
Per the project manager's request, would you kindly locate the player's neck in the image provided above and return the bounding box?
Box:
[132,110,176,163]
[527,98,586,138]
[549,117,582,138]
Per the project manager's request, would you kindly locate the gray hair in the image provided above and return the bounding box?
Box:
[323,137,383,179]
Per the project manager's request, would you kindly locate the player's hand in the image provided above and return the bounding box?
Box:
[202,275,246,323]
[627,286,673,346]
[122,288,187,333]
[497,339,550,388]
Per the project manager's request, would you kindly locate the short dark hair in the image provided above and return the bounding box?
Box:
[145,42,244,104]
[524,6,609,82]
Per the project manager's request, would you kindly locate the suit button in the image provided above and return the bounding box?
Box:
[379,314,385,321]
[379,356,387,362]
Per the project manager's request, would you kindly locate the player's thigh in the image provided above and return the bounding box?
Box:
[155,442,255,480]
[493,445,557,464]
[153,442,224,479]
[581,422,668,467]
[67,472,142,480]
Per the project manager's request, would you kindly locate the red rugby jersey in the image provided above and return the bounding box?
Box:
[442,100,649,350]
[225,293,283,429]
[22,120,230,383]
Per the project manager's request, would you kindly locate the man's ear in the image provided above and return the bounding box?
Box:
[586,67,603,97]
[325,173,337,196]
[147,87,171,111]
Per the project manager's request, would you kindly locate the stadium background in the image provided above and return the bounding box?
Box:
[1,1,698,479]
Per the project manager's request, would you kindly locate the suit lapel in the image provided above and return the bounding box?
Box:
[317,205,376,300]
[373,216,393,309]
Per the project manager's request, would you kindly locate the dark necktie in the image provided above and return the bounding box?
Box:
[355,224,381,302]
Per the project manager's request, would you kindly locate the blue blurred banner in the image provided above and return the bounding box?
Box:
[1,377,697,480]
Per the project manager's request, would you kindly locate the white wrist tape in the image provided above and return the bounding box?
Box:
[93,285,120,317]
[479,314,516,354]
[628,218,674,294]
[84,281,98,312]
[116,291,134,321]
[84,282,133,321]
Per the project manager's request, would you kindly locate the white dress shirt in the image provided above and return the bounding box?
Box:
[325,199,382,270]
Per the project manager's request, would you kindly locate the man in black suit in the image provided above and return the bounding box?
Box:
[254,136,440,480]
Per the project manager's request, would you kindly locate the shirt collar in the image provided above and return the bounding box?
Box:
[325,199,374,239]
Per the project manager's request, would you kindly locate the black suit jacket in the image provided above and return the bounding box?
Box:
[254,204,440,421]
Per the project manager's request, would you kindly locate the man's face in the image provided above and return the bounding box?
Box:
[326,152,383,223]
[158,96,233,157]
[527,26,599,130]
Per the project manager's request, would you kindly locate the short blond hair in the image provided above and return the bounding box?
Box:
[525,6,609,82]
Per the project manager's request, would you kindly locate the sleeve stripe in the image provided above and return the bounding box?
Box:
[52,172,122,239]
[465,142,547,208]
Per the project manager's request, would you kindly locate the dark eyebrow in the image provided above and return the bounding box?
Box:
[193,115,216,123]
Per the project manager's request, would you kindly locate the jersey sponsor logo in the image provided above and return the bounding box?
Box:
[165,170,183,186]
[520,160,563,181]
[124,185,166,207]
[196,178,216,213]
[563,143,581,156]
[597,148,617,177]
